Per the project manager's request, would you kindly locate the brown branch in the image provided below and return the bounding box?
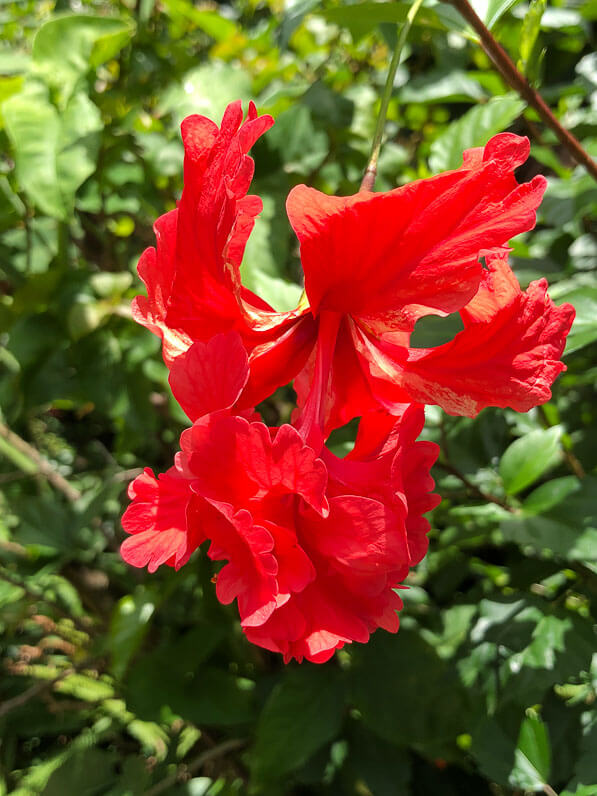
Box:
[448,0,597,181]
[0,421,81,502]
[0,665,75,718]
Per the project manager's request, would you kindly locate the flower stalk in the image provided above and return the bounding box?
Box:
[360,0,426,191]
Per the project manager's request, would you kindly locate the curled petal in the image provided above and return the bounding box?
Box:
[351,252,574,417]
[168,331,249,421]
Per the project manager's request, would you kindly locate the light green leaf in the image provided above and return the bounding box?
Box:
[56,672,115,702]
[161,0,240,41]
[471,0,524,29]
[3,84,102,219]
[32,14,135,101]
[518,0,547,73]
[551,280,597,355]
[499,427,561,495]
[400,70,486,103]
[429,95,525,173]
[510,714,551,790]
[522,476,580,516]
[159,62,251,129]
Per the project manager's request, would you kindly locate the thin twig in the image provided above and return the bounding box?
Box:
[0,421,81,502]
[0,666,74,718]
[145,739,247,796]
[448,0,597,181]
[435,460,513,511]
[360,0,426,191]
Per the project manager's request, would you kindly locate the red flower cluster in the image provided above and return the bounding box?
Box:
[122,101,574,663]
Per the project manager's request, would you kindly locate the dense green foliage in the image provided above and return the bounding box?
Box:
[1,0,596,793]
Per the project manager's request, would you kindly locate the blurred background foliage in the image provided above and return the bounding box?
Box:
[0,0,596,793]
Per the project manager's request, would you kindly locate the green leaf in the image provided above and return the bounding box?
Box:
[551,280,597,355]
[277,0,321,48]
[321,2,446,41]
[499,427,561,496]
[265,104,328,174]
[159,62,251,129]
[251,667,345,782]
[400,70,486,103]
[472,0,524,29]
[510,714,551,790]
[429,95,525,173]
[351,631,470,753]
[522,476,580,516]
[32,14,135,101]
[108,589,155,680]
[240,192,302,312]
[518,0,547,73]
[55,672,115,702]
[501,477,597,568]
[43,750,119,796]
[161,0,239,41]
[3,84,102,219]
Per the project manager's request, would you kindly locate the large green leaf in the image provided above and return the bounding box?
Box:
[32,14,135,101]
[250,667,345,782]
[499,427,561,496]
[350,630,471,753]
[3,83,102,219]
[429,95,525,173]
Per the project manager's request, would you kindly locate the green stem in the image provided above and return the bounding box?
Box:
[360,0,425,192]
[57,220,70,267]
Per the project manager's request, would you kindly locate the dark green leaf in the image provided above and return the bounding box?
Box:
[251,666,345,782]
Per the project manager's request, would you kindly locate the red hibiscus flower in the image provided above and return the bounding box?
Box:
[133,102,574,450]
[121,333,440,662]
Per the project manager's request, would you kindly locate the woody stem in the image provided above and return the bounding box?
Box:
[449,0,597,181]
[360,0,425,192]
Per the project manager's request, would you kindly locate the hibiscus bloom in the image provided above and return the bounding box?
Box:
[133,101,574,450]
[121,333,439,663]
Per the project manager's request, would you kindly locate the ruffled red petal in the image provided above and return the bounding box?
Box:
[120,467,202,572]
[287,134,546,323]
[354,252,575,416]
